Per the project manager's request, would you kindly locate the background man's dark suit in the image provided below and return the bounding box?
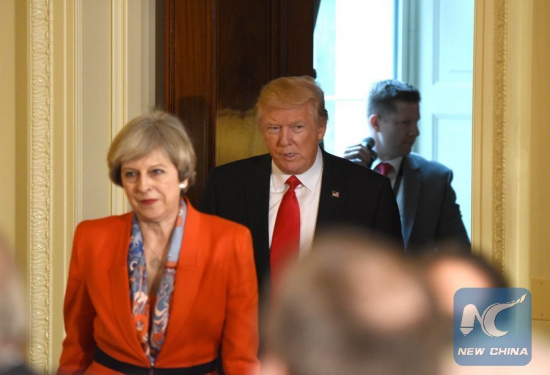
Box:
[200,149,403,290]
[401,153,470,252]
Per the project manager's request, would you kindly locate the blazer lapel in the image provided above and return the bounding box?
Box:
[316,151,347,228]
[163,202,205,343]
[402,155,421,247]
[108,215,148,360]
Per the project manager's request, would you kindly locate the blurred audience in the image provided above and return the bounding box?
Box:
[262,234,550,375]
[261,229,447,375]
[421,245,508,317]
[420,246,550,374]
[0,233,35,375]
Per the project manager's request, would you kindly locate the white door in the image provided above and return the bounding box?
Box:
[406,0,474,237]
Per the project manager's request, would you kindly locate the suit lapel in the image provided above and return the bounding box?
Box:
[109,215,149,360]
[244,155,271,246]
[163,202,205,343]
[402,155,421,247]
[316,151,347,228]
[108,207,207,359]
[242,155,272,278]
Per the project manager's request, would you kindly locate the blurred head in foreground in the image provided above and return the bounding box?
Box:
[0,233,31,373]
[420,251,550,374]
[420,245,508,318]
[262,229,447,375]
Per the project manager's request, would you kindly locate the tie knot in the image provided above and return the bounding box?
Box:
[286,175,301,190]
[376,162,393,176]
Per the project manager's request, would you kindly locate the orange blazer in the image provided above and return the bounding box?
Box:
[58,201,260,374]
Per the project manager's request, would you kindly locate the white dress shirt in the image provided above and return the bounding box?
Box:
[268,147,323,257]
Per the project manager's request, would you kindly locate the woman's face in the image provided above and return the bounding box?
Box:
[121,148,181,226]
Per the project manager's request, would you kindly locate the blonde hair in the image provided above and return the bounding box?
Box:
[255,76,329,125]
[107,111,196,191]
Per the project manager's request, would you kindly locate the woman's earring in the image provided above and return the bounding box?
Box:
[179,181,187,190]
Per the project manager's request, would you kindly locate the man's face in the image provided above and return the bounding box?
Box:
[260,102,326,175]
[371,101,420,160]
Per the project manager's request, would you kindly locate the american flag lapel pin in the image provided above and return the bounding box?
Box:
[332,190,340,198]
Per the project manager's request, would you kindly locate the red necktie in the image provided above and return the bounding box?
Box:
[376,162,393,176]
[270,175,301,284]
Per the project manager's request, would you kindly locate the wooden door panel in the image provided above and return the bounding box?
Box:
[164,0,315,203]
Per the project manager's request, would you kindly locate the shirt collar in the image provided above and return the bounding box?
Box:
[372,156,404,173]
[271,146,323,191]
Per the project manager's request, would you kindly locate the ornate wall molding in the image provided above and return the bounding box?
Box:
[110,0,129,215]
[29,0,53,371]
[492,0,507,274]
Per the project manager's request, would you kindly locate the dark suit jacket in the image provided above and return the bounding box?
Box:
[401,153,470,253]
[200,150,403,290]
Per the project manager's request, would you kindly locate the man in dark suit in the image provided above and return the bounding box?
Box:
[200,76,403,291]
[344,79,470,253]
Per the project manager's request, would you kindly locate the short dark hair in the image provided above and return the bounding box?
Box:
[367,80,421,118]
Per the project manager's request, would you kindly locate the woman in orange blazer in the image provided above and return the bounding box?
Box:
[58,111,260,374]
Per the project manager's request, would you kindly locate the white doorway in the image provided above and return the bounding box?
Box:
[314,0,474,238]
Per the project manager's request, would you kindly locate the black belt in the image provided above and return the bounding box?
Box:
[94,347,217,375]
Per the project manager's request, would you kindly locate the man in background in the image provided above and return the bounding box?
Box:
[200,76,403,293]
[344,79,470,253]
